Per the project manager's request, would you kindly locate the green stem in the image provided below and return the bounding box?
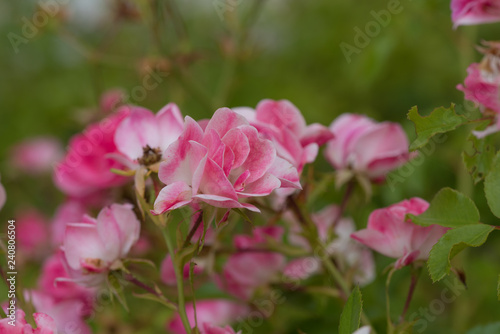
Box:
[385,268,397,334]
[162,226,192,334]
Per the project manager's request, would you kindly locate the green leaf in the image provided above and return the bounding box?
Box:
[462,134,495,184]
[484,152,500,219]
[107,272,129,311]
[466,322,500,334]
[409,188,479,228]
[407,104,468,151]
[339,286,362,334]
[428,224,494,282]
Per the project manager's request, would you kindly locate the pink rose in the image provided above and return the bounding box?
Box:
[153,108,301,214]
[62,203,140,286]
[114,103,184,169]
[10,137,63,175]
[28,291,91,334]
[324,113,411,180]
[351,198,449,269]
[234,99,334,172]
[167,300,249,334]
[217,226,286,300]
[451,0,500,27]
[458,45,500,137]
[51,200,88,247]
[0,309,56,334]
[53,109,130,198]
[39,252,94,309]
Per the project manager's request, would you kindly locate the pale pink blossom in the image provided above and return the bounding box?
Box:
[458,45,500,137]
[28,291,91,334]
[114,103,184,168]
[62,203,140,286]
[0,309,56,334]
[54,109,130,197]
[10,137,63,174]
[324,114,411,180]
[351,198,449,269]
[353,326,372,334]
[168,300,249,334]
[153,108,301,214]
[16,210,49,256]
[39,252,94,309]
[451,0,500,27]
[217,226,286,300]
[51,200,88,246]
[234,99,333,172]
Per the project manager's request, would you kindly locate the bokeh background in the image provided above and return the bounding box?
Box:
[1,0,500,333]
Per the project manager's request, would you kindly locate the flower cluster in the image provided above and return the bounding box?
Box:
[3,95,451,334]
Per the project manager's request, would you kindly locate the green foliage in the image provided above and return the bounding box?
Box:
[428,224,495,282]
[484,152,500,219]
[462,135,495,184]
[407,104,468,151]
[466,322,500,334]
[338,286,362,334]
[409,188,480,228]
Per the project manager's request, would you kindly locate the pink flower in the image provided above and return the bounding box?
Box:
[62,203,140,286]
[16,210,49,256]
[234,99,334,172]
[458,46,500,137]
[351,198,449,269]
[153,108,301,214]
[114,103,184,168]
[202,324,241,334]
[51,200,88,247]
[53,109,130,198]
[324,114,411,180]
[217,227,286,300]
[39,252,94,309]
[167,300,249,334]
[10,137,63,175]
[451,0,500,27]
[28,291,91,334]
[0,310,56,334]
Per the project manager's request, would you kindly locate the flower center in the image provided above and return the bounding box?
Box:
[138,145,163,166]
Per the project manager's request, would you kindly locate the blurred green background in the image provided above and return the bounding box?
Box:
[1,0,500,333]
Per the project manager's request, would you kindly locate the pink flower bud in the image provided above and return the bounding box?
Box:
[10,137,63,175]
